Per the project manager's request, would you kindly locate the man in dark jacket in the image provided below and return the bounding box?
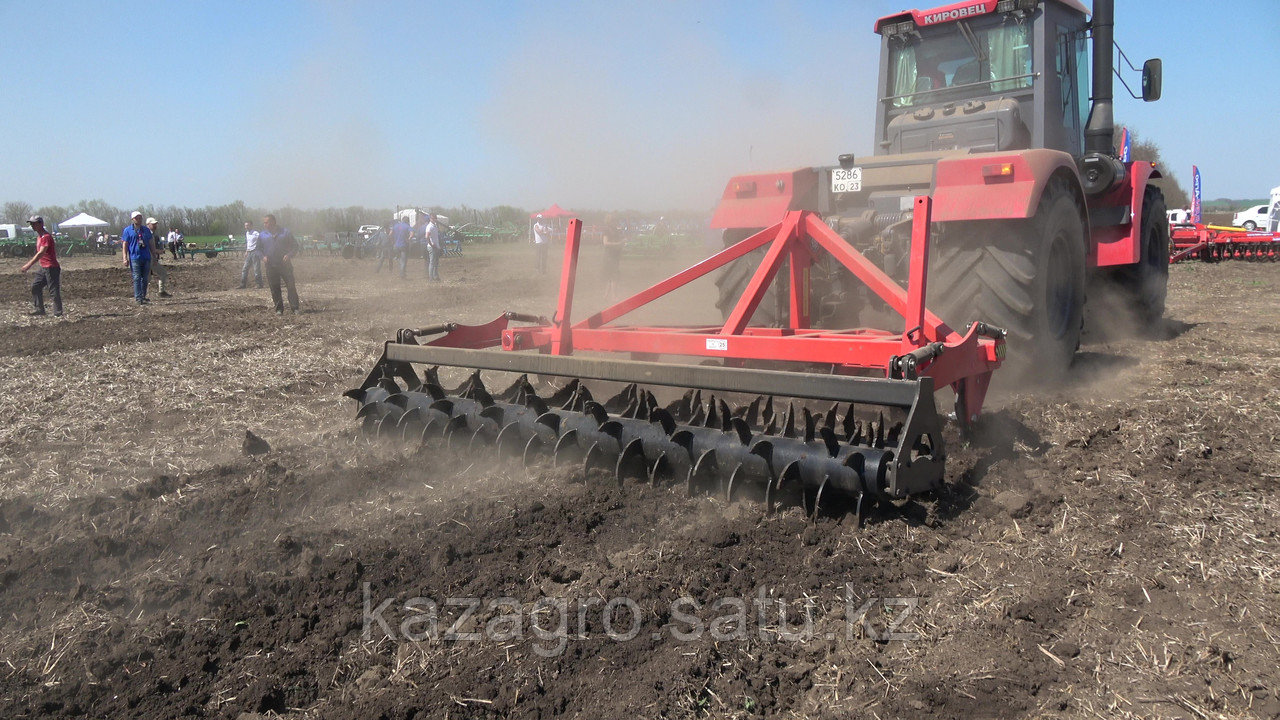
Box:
[260,214,300,314]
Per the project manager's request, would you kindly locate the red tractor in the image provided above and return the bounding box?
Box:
[712,0,1165,371]
[346,0,1168,517]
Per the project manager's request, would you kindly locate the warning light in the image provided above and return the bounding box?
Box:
[982,163,1015,180]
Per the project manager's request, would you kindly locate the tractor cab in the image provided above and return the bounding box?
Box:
[874,0,1092,158]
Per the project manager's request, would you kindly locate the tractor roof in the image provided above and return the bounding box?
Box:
[874,0,1090,33]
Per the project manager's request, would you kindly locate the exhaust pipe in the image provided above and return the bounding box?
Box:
[1084,0,1114,155]
[1079,0,1125,195]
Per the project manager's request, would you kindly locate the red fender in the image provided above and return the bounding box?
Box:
[931,148,1079,222]
[1092,161,1160,268]
[710,168,819,229]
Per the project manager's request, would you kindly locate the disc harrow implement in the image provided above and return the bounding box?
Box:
[1169,223,1280,263]
[348,354,945,519]
[348,197,1005,521]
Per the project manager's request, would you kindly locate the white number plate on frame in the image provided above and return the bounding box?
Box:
[831,167,862,193]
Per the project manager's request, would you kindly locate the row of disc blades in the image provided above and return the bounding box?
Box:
[347,369,910,519]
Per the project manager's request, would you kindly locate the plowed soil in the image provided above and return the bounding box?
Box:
[1,247,1277,719]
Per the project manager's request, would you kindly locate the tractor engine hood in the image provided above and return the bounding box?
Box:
[882,98,1029,155]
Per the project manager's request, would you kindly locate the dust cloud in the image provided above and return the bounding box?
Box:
[480,4,877,213]
[231,24,397,209]
[224,4,880,213]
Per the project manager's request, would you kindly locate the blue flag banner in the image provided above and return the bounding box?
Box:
[1119,127,1131,162]
[1192,166,1202,223]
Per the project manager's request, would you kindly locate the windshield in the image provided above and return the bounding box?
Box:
[887,18,1033,108]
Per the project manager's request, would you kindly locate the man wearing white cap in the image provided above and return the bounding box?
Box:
[240,221,263,288]
[145,218,172,298]
[121,211,157,304]
[424,212,442,282]
[532,213,551,275]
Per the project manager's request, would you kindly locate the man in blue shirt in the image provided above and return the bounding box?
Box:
[259,213,301,314]
[120,211,157,305]
[378,216,412,278]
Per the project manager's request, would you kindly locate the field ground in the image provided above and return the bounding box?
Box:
[0,243,1277,719]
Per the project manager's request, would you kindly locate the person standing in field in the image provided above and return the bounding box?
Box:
[373,217,397,273]
[383,215,411,278]
[145,218,172,298]
[240,221,263,289]
[427,210,442,280]
[121,211,157,305]
[532,214,551,275]
[19,215,62,317]
[422,210,442,280]
[172,228,187,259]
[260,213,300,314]
[601,214,627,303]
[411,210,427,266]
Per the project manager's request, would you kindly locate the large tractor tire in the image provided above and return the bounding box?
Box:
[929,177,1087,374]
[715,228,782,326]
[1113,185,1169,325]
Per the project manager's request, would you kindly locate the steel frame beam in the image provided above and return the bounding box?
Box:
[369,197,1004,422]
[382,342,933,408]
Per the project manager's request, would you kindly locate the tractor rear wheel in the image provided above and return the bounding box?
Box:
[715,228,782,326]
[1113,185,1169,324]
[930,178,1086,374]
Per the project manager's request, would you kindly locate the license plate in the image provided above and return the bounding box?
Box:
[831,167,862,193]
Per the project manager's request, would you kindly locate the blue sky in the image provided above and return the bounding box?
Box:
[2,1,1276,212]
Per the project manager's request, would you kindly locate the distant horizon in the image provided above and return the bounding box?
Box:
[4,194,1271,225]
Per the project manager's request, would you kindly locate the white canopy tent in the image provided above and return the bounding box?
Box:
[59,212,111,239]
[59,212,110,229]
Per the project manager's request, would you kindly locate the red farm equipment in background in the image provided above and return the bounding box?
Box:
[1169,223,1280,263]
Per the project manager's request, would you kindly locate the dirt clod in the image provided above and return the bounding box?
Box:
[242,429,271,455]
[993,490,1032,518]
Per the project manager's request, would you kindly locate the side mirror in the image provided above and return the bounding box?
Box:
[1142,58,1162,102]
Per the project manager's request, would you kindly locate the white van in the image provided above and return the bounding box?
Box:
[1232,204,1269,230]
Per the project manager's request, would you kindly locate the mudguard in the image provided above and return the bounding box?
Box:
[710,168,820,229]
[931,148,1080,222]
[1092,161,1161,267]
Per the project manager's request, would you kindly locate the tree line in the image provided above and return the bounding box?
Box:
[0,132,1207,238]
[0,200,533,236]
[1120,128,1190,209]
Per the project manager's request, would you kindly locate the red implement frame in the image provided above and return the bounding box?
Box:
[1169,223,1280,263]
[487,196,1004,422]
